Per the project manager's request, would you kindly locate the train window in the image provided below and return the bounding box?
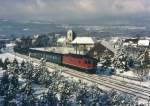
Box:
[52,56,55,59]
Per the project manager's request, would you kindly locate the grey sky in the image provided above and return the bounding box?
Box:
[0,0,150,23]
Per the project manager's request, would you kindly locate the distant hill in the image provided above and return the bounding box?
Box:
[0,19,150,39]
[0,19,65,39]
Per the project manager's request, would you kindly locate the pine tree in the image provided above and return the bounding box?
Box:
[100,50,112,67]
[12,58,18,66]
[22,61,34,80]
[20,60,26,74]
[10,73,19,90]
[21,60,25,67]
[76,84,89,105]
[1,71,19,105]
[3,58,10,70]
[0,72,9,96]
[112,49,130,71]
[38,59,50,84]
[45,90,58,106]
[0,58,3,68]
[20,80,36,106]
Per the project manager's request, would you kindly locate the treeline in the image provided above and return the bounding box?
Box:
[14,33,58,53]
[0,58,140,106]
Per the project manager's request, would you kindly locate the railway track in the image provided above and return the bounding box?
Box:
[62,69,150,100]
[14,53,150,100]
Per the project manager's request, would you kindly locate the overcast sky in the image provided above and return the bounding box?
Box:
[0,0,150,24]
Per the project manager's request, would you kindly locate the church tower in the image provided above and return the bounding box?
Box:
[66,30,76,43]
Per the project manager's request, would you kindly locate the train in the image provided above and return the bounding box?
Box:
[29,48,98,73]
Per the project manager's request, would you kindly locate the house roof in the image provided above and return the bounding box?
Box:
[101,40,117,54]
[124,38,139,44]
[88,43,114,56]
[71,37,96,44]
[138,40,150,46]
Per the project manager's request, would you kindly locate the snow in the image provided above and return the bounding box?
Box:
[71,37,96,44]
[101,40,117,53]
[32,84,48,97]
[123,71,135,77]
[57,37,66,43]
[0,53,25,62]
[138,40,149,46]
[5,43,16,47]
[123,42,129,47]
[115,69,150,87]
[61,72,111,91]
[1,52,150,89]
[0,52,149,105]
[110,37,120,43]
[0,56,48,100]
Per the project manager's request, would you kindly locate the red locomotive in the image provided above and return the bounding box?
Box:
[62,53,97,73]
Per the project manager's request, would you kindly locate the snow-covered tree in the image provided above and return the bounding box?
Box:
[0,58,138,105]
[19,80,36,106]
[22,61,34,80]
[19,60,26,75]
[85,85,102,106]
[12,58,18,66]
[0,72,9,96]
[112,49,130,71]
[110,92,135,105]
[127,56,134,67]
[0,58,3,68]
[33,58,50,85]
[134,65,149,82]
[0,71,19,105]
[76,83,89,105]
[100,50,112,67]
[3,58,10,70]
[45,89,58,106]
[7,60,20,75]
[58,80,74,106]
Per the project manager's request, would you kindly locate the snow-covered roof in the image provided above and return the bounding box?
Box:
[123,42,129,46]
[30,47,76,54]
[57,37,66,43]
[138,40,149,46]
[71,37,96,44]
[110,37,120,43]
[6,43,16,47]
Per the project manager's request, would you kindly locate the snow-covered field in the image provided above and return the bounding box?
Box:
[0,53,24,62]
